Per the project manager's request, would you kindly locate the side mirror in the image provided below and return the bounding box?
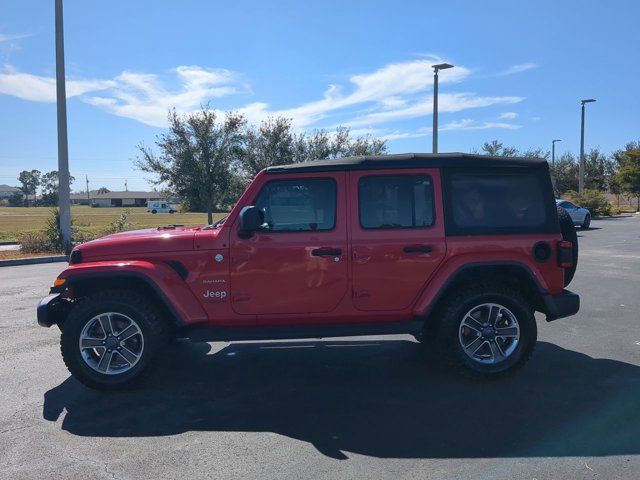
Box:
[238,206,264,238]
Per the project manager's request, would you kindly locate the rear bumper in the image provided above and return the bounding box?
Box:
[542,290,580,322]
[37,294,63,328]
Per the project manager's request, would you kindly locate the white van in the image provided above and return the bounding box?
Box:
[147,201,177,214]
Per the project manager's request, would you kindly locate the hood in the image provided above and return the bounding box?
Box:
[77,226,203,260]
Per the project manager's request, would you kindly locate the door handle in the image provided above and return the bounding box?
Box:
[311,248,342,257]
[403,245,433,254]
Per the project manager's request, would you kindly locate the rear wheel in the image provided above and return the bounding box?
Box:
[151,209,157,214]
[435,284,537,379]
[60,290,168,390]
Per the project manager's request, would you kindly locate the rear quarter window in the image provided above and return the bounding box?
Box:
[444,169,557,235]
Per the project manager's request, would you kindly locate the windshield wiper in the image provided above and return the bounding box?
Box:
[205,216,228,229]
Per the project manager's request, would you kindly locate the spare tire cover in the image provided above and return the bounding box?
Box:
[557,205,578,286]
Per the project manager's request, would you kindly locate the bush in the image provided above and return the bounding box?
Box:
[103,209,133,235]
[19,231,59,254]
[19,209,97,253]
[565,189,612,216]
[44,208,65,251]
[72,228,98,244]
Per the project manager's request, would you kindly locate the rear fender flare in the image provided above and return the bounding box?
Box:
[413,259,548,319]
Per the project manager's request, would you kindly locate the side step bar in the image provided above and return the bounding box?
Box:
[184,320,424,342]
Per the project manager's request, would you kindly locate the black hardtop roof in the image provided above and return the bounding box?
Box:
[265,152,547,174]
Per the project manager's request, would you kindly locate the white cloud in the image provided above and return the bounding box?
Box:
[0,64,247,126]
[440,119,522,131]
[498,63,539,76]
[343,92,524,128]
[232,55,472,128]
[379,118,521,142]
[0,56,528,134]
[86,66,247,127]
[0,65,115,102]
[531,116,541,121]
[498,111,518,119]
[0,33,31,42]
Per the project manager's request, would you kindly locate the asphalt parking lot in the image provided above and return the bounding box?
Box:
[1,216,639,480]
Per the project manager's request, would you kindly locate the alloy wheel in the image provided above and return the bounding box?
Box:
[458,303,520,364]
[79,312,144,375]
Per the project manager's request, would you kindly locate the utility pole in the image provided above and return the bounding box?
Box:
[431,63,454,153]
[552,139,562,164]
[85,174,90,203]
[579,99,596,194]
[125,179,128,192]
[55,0,72,252]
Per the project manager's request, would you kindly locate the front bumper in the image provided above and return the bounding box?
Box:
[542,290,580,322]
[37,294,64,327]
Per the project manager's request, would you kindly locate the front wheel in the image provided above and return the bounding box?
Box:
[435,285,537,379]
[151,209,157,214]
[60,290,168,390]
[582,213,591,229]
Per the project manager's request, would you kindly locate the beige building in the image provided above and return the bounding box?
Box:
[0,184,21,200]
[91,191,164,208]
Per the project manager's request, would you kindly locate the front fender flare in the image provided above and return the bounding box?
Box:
[57,260,208,325]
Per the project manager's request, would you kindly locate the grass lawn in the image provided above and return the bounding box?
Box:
[0,206,226,243]
[0,251,59,261]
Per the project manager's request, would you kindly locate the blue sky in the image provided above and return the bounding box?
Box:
[0,0,638,192]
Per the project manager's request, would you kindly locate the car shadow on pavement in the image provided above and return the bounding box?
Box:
[43,340,640,460]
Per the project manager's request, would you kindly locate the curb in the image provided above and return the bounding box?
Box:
[0,256,68,267]
[0,241,19,246]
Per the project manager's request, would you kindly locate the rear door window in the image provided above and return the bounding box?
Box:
[358,175,434,229]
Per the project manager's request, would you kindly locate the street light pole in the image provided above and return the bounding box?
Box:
[552,139,561,164]
[432,63,454,153]
[55,0,72,252]
[579,99,596,194]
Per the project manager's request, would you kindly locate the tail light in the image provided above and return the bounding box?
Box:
[557,241,574,268]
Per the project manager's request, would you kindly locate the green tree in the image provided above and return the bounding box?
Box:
[520,147,550,160]
[616,147,640,211]
[477,140,519,157]
[136,108,246,224]
[96,187,110,194]
[243,117,295,178]
[40,170,76,206]
[18,169,40,207]
[583,148,616,191]
[609,175,623,209]
[292,126,387,162]
[549,152,579,195]
[8,191,24,207]
[613,141,640,167]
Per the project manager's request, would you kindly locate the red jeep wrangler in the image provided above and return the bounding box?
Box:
[38,153,579,390]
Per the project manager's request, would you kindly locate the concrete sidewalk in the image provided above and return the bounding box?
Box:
[0,255,67,267]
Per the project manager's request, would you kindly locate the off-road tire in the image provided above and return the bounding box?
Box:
[557,205,578,286]
[435,284,537,379]
[60,290,168,391]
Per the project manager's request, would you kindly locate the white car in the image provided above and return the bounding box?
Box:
[556,199,591,229]
[147,201,177,214]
